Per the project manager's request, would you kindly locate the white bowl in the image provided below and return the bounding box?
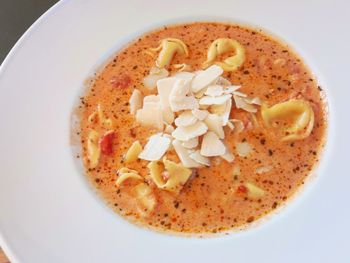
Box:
[0,0,349,262]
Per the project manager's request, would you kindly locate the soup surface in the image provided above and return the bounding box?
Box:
[75,22,326,235]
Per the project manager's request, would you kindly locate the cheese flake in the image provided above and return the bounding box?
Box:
[200,131,226,157]
[191,65,223,93]
[172,140,202,168]
[129,89,143,115]
[138,133,171,161]
[174,111,197,127]
[172,121,208,141]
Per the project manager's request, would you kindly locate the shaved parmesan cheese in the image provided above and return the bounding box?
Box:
[204,85,224,97]
[227,121,234,130]
[164,124,175,134]
[170,79,191,98]
[172,71,195,81]
[236,142,252,157]
[159,104,174,125]
[189,151,210,166]
[216,76,232,86]
[200,132,226,157]
[138,133,171,161]
[255,165,273,174]
[233,95,257,113]
[193,70,204,75]
[163,133,173,140]
[221,146,235,162]
[157,77,176,107]
[162,108,174,125]
[143,75,162,90]
[195,87,208,99]
[224,85,241,94]
[192,109,209,120]
[129,89,143,115]
[172,140,202,168]
[170,96,199,112]
[244,97,262,105]
[212,157,223,166]
[199,94,231,106]
[221,99,232,125]
[191,65,223,93]
[232,91,247,97]
[143,94,160,104]
[172,121,208,141]
[230,119,244,133]
[199,104,210,110]
[143,67,169,90]
[225,86,241,95]
[221,152,235,163]
[174,111,197,127]
[204,114,225,139]
[182,137,198,149]
[157,78,176,124]
[169,79,199,111]
[136,103,163,130]
[136,64,264,171]
[210,103,226,115]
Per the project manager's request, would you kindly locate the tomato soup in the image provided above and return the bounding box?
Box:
[74,22,327,235]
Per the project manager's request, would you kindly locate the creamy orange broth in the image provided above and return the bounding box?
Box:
[76,22,326,234]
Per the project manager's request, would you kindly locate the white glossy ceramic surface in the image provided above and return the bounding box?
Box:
[0,0,349,262]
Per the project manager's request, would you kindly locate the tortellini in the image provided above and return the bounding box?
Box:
[86,104,114,168]
[133,183,157,215]
[116,167,143,186]
[203,38,245,72]
[150,38,189,68]
[147,158,192,194]
[261,99,315,141]
[173,63,191,72]
[116,168,156,215]
[245,182,265,199]
[124,141,143,163]
[88,104,113,127]
[87,130,100,168]
[147,161,165,188]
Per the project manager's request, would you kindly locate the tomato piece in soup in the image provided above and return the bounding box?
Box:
[237,185,248,194]
[100,131,116,155]
[110,74,131,89]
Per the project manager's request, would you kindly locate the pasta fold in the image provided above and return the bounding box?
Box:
[150,38,189,68]
[116,167,143,186]
[88,104,113,127]
[87,130,100,168]
[133,183,157,214]
[203,38,245,71]
[147,158,192,194]
[124,141,143,163]
[261,99,314,141]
